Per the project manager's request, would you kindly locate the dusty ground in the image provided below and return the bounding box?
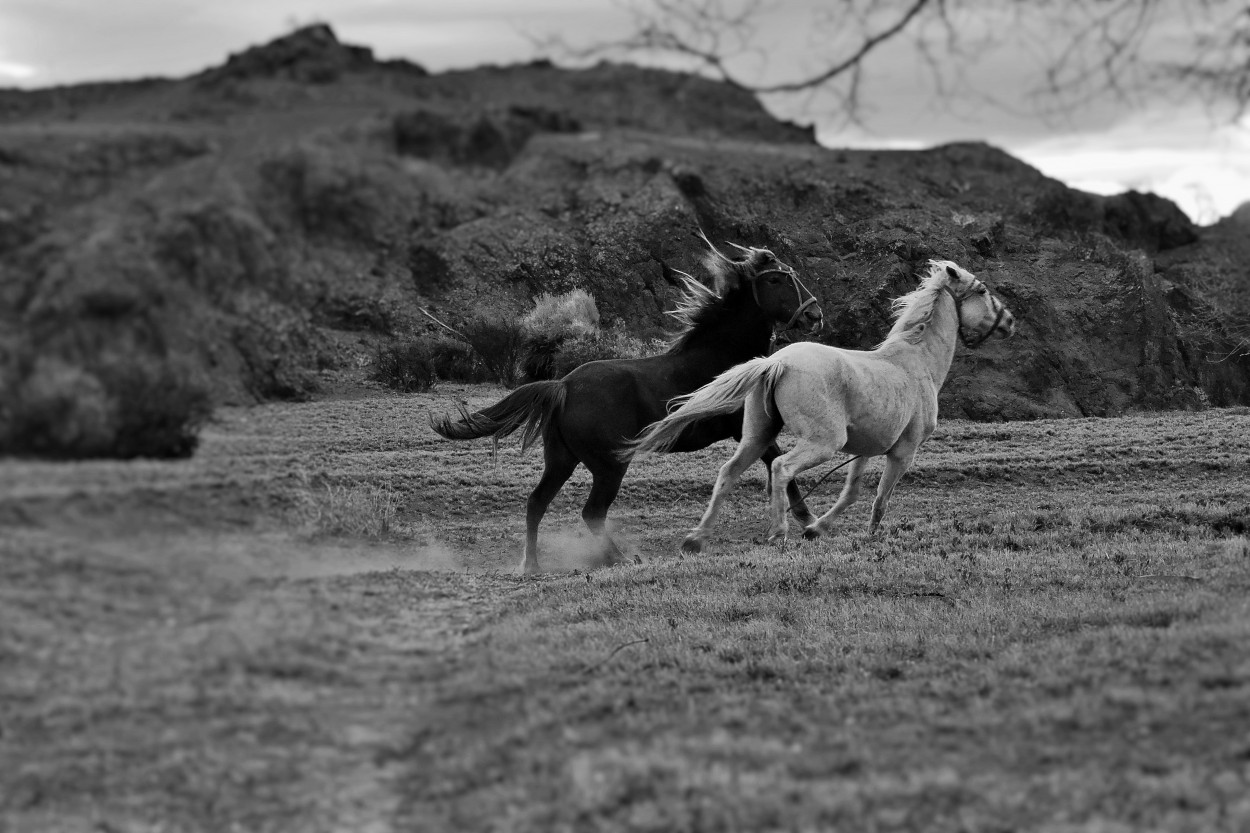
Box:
[2,387,1249,831]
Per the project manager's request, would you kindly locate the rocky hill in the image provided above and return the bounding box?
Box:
[2,24,1247,422]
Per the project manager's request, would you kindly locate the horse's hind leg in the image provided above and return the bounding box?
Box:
[582,461,637,567]
[522,442,578,575]
[683,434,772,554]
[761,443,816,527]
[804,454,870,540]
[684,397,777,554]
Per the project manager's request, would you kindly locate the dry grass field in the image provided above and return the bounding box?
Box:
[2,384,1249,832]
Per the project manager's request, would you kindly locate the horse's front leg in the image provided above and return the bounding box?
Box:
[767,440,834,544]
[868,447,916,534]
[761,443,815,527]
[803,455,870,540]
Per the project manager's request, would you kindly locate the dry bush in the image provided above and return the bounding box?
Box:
[521,289,600,340]
[427,338,489,383]
[0,357,115,457]
[461,318,526,387]
[549,329,657,378]
[519,289,614,381]
[94,355,213,459]
[288,471,400,538]
[372,341,437,392]
[373,338,492,391]
[0,353,212,459]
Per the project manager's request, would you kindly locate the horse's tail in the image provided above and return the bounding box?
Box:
[430,380,566,451]
[629,356,784,455]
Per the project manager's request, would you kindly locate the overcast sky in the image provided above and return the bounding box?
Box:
[2,0,1246,224]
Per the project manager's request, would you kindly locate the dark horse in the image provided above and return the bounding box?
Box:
[431,234,824,574]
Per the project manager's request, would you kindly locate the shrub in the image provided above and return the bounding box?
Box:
[521,328,657,382]
[94,355,213,459]
[521,289,600,340]
[428,338,489,383]
[520,333,563,382]
[288,470,400,539]
[0,357,115,457]
[460,318,526,387]
[550,329,654,378]
[372,340,438,392]
[0,353,212,459]
[518,289,607,382]
[373,338,494,391]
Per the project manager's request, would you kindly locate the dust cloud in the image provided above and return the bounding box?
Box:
[180,526,642,580]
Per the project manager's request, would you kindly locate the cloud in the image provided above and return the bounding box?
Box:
[1010,110,1250,224]
[0,60,36,81]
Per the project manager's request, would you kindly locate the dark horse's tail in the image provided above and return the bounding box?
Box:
[430,381,566,451]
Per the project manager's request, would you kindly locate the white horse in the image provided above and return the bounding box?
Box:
[631,260,1017,552]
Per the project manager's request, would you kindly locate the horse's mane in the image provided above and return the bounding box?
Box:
[663,248,775,354]
[879,260,965,347]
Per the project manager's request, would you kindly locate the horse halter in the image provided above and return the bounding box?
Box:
[754,266,820,334]
[943,281,1006,349]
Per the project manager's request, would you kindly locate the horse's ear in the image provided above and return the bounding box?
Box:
[945,264,960,280]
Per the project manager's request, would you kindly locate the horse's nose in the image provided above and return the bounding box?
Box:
[1001,312,1016,338]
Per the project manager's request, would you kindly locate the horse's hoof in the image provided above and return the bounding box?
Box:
[802,526,822,541]
[766,532,788,546]
[680,536,704,555]
[517,557,540,576]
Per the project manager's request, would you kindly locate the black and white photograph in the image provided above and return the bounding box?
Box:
[2,1,1248,830]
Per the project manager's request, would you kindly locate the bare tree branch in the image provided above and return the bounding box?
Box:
[748,0,932,94]
[534,0,1250,127]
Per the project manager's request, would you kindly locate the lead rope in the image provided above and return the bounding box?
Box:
[797,454,861,503]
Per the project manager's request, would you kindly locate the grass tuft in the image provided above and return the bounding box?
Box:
[287,470,400,538]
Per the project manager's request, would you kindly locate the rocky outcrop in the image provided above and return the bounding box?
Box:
[196,23,385,86]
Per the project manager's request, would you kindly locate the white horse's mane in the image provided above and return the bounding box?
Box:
[881,259,969,346]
